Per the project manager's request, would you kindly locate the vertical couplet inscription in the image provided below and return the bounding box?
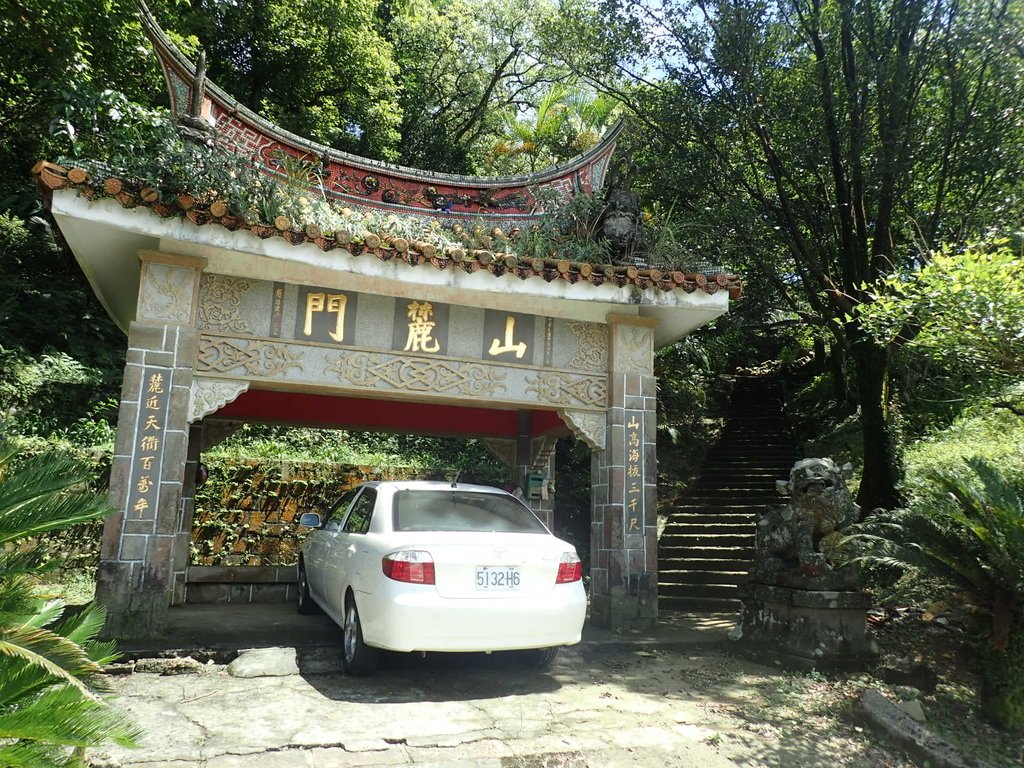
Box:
[128,370,171,520]
[624,410,644,532]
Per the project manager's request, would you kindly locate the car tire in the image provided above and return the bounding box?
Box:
[296,561,320,615]
[522,646,559,669]
[342,598,379,675]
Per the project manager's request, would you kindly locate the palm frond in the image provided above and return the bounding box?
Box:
[0,440,113,546]
[0,740,73,768]
[0,685,141,747]
[0,625,103,698]
[845,458,1024,629]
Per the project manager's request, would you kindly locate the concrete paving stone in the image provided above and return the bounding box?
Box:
[205,750,313,768]
[307,746,416,767]
[227,647,299,677]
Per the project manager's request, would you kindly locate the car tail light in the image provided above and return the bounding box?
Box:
[555,552,583,584]
[382,550,436,584]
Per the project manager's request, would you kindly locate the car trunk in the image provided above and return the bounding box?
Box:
[388,531,569,600]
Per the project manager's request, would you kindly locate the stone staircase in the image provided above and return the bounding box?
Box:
[658,375,798,611]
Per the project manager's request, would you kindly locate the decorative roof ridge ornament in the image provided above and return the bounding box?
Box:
[176,49,217,147]
[134,0,623,227]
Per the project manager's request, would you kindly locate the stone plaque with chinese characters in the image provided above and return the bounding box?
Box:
[483,310,535,365]
[624,410,645,533]
[392,299,449,355]
[195,273,611,411]
[294,286,358,345]
[127,369,171,521]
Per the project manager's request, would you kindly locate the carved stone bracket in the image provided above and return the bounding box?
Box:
[481,438,516,469]
[560,409,606,450]
[189,377,249,422]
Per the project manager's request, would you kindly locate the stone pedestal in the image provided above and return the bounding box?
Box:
[732,583,877,670]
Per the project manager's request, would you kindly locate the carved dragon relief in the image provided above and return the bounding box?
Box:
[188,377,249,422]
[559,409,606,450]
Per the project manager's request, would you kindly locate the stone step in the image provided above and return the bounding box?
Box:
[658,532,755,548]
[665,522,755,536]
[658,545,755,560]
[658,582,743,600]
[659,557,752,572]
[672,495,775,506]
[670,501,767,511]
[667,518,757,528]
[702,459,795,468]
[659,569,749,586]
[659,595,742,611]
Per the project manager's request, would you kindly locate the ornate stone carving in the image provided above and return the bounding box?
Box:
[481,438,516,469]
[189,378,249,422]
[614,325,653,374]
[753,458,861,588]
[559,409,606,450]
[328,352,506,397]
[526,372,606,408]
[197,337,303,377]
[568,322,607,372]
[198,274,252,334]
[139,264,194,323]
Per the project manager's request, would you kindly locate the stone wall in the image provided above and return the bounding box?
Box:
[191,459,423,566]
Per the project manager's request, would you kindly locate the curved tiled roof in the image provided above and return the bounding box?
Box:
[136,0,621,229]
[35,161,742,299]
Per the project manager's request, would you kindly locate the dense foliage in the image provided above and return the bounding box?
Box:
[542,0,1024,510]
[0,440,138,765]
[846,458,1024,730]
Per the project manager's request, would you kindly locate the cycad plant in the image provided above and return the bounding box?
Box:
[844,457,1024,731]
[0,439,140,766]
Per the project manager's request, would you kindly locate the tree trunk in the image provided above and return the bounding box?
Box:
[828,342,852,412]
[851,341,903,512]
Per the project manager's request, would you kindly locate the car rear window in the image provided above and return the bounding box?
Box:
[393,490,548,533]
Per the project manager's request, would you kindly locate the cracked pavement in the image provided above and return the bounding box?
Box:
[89,645,752,768]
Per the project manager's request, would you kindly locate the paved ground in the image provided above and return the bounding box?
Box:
[92,605,769,768]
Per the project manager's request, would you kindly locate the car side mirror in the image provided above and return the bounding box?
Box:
[299,512,322,528]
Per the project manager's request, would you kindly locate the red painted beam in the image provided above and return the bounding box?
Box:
[213,389,568,439]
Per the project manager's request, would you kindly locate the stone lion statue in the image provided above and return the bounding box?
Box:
[752,458,861,585]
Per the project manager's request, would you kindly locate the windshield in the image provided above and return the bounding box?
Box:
[393,490,548,533]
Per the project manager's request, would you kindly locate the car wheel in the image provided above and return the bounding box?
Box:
[342,598,379,675]
[521,646,559,669]
[296,561,320,615]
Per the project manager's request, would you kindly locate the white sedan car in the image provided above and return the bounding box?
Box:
[297,480,587,674]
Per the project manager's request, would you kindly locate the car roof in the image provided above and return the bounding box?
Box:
[359,480,510,494]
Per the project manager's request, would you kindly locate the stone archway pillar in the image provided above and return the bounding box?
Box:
[97,252,205,638]
[589,314,659,630]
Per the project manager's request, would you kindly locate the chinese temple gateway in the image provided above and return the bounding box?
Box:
[36,5,741,637]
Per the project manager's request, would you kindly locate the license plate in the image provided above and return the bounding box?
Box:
[475,566,521,590]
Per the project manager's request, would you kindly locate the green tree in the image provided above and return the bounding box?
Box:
[485,84,619,174]
[164,0,403,160]
[385,0,568,171]
[846,458,1024,731]
[544,0,1024,510]
[859,238,1024,387]
[0,439,139,765]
